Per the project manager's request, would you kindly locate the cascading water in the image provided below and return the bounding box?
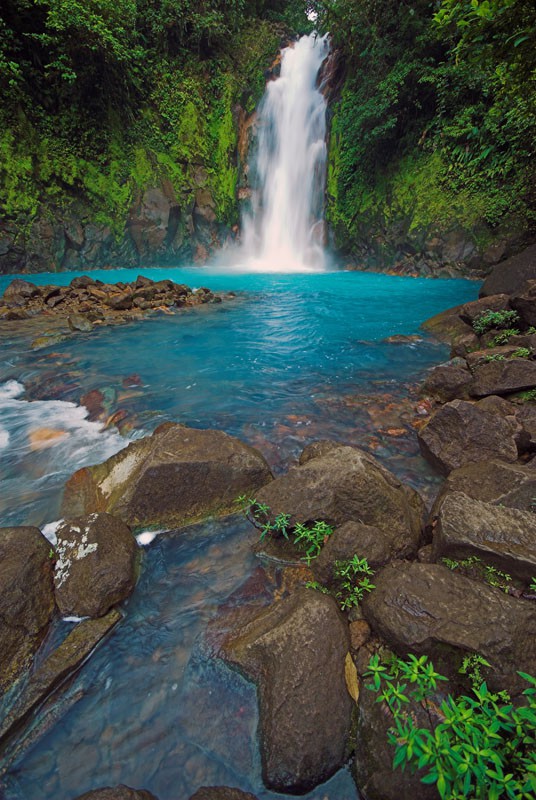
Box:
[240,33,330,272]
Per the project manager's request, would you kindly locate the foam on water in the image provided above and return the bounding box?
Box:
[0,380,129,526]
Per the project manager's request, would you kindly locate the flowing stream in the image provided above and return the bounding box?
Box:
[240,33,329,271]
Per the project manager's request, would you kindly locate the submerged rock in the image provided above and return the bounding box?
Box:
[0,610,121,745]
[220,589,352,794]
[61,423,273,529]
[54,513,140,618]
[362,561,536,694]
[0,526,55,694]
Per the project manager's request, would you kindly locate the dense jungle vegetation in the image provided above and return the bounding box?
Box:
[0,1,311,230]
[1,1,535,259]
[313,0,536,255]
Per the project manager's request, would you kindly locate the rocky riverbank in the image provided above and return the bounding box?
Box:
[0,275,232,334]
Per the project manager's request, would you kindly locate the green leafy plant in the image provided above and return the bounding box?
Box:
[483,564,512,593]
[365,653,536,800]
[519,389,536,402]
[484,353,506,362]
[472,309,520,336]
[305,580,330,595]
[333,555,375,610]
[459,653,492,692]
[293,520,334,565]
[511,347,532,359]
[530,577,536,592]
[236,496,333,562]
[442,555,481,571]
[442,556,512,592]
[488,328,520,346]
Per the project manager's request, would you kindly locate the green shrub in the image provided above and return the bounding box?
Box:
[472,309,520,336]
[333,555,375,610]
[488,329,520,346]
[365,653,536,800]
[235,496,334,565]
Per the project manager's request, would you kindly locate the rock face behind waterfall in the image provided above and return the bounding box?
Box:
[61,423,273,529]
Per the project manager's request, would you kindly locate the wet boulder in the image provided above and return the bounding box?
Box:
[469,358,536,397]
[254,442,423,558]
[459,293,511,326]
[61,423,273,530]
[54,513,139,618]
[431,459,536,514]
[419,359,473,402]
[417,399,520,474]
[220,589,352,794]
[313,521,401,586]
[420,304,474,345]
[362,562,536,694]
[432,491,536,582]
[0,526,55,694]
[480,243,536,297]
[354,678,437,800]
[188,790,258,800]
[510,280,536,327]
[73,787,158,800]
[2,278,41,302]
[68,313,93,332]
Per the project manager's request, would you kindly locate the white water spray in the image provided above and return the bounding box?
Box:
[240,33,330,272]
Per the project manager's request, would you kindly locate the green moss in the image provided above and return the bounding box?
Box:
[0,15,282,240]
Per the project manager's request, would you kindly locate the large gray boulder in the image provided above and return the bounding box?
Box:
[61,423,273,529]
[417,399,521,474]
[313,521,398,586]
[509,279,536,327]
[54,514,140,618]
[431,459,536,514]
[220,589,352,794]
[362,562,536,694]
[470,358,536,397]
[0,526,55,694]
[253,442,423,559]
[354,680,437,800]
[73,788,158,800]
[480,243,536,297]
[188,790,258,800]
[459,293,511,325]
[419,360,473,402]
[433,492,536,581]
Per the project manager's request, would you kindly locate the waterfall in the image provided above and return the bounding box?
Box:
[240,33,330,272]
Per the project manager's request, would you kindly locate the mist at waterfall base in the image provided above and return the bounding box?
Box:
[222,33,330,273]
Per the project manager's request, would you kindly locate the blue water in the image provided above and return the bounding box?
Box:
[0,267,477,527]
[0,266,478,800]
